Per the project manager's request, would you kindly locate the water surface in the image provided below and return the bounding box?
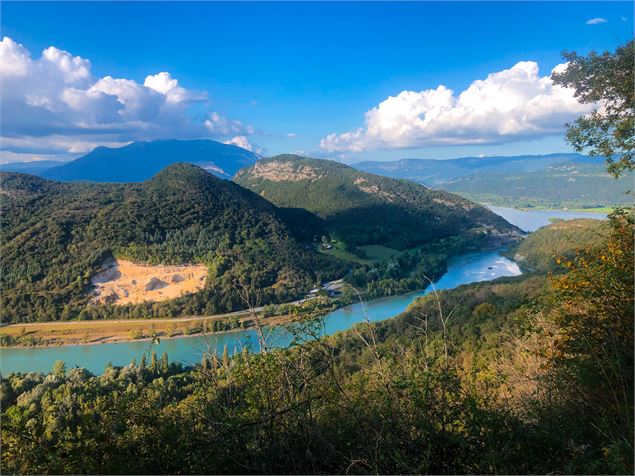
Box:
[488,205,607,232]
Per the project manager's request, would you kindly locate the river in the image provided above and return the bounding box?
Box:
[0,207,608,376]
[0,249,521,375]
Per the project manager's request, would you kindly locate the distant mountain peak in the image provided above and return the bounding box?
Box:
[38,139,259,183]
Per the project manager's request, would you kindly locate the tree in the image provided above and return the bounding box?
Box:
[161,352,169,373]
[150,351,158,372]
[52,360,66,377]
[545,210,634,471]
[222,344,229,367]
[551,40,634,177]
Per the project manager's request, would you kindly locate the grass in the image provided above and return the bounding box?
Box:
[568,207,617,214]
[318,241,374,265]
[0,313,252,347]
[318,241,403,265]
[357,244,403,262]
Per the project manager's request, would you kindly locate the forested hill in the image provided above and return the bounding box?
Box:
[38,139,259,182]
[507,218,610,272]
[0,164,343,324]
[235,154,520,249]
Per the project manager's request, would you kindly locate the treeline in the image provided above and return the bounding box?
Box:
[2,211,632,474]
[506,218,610,272]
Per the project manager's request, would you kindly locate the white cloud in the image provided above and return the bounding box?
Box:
[204,112,254,136]
[586,17,608,25]
[0,37,31,75]
[223,135,264,156]
[143,72,206,104]
[320,61,593,153]
[0,36,253,161]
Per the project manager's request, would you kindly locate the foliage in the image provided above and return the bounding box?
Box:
[507,218,610,272]
[552,40,634,177]
[1,211,632,474]
[235,155,519,249]
[344,236,474,298]
[545,209,634,471]
[0,164,345,324]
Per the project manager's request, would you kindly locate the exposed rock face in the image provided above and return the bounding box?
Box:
[91,259,208,305]
[353,177,396,202]
[247,160,323,182]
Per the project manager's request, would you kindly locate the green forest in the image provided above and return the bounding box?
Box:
[235,155,519,249]
[0,164,345,324]
[1,158,518,325]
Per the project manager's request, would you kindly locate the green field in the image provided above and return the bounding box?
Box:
[318,242,403,265]
[357,244,403,262]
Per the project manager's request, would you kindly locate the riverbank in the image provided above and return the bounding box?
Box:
[0,293,351,349]
[0,312,301,349]
[0,299,324,349]
[483,203,615,213]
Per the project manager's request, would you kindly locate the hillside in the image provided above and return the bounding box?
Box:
[507,218,610,272]
[0,164,344,324]
[235,155,520,250]
[39,139,259,182]
[355,154,633,209]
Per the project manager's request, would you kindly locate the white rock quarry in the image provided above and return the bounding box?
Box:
[91,259,208,305]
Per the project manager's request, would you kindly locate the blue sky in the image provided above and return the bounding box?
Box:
[1,1,632,162]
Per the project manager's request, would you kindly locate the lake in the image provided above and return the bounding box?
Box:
[0,249,521,375]
[487,205,607,232]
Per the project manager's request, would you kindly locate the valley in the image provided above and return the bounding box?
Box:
[1,5,633,473]
[0,206,605,366]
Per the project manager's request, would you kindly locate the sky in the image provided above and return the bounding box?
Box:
[1,1,632,164]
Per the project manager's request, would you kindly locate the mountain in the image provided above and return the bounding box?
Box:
[234,154,520,250]
[354,153,633,209]
[0,164,343,324]
[39,139,259,182]
[0,160,67,175]
[355,153,588,185]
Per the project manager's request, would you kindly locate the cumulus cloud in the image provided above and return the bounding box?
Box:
[320,61,593,153]
[204,112,254,137]
[223,135,264,155]
[586,17,608,24]
[0,37,254,162]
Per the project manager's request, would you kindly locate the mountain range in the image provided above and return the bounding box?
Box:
[355,153,632,209]
[3,143,629,209]
[1,153,520,323]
